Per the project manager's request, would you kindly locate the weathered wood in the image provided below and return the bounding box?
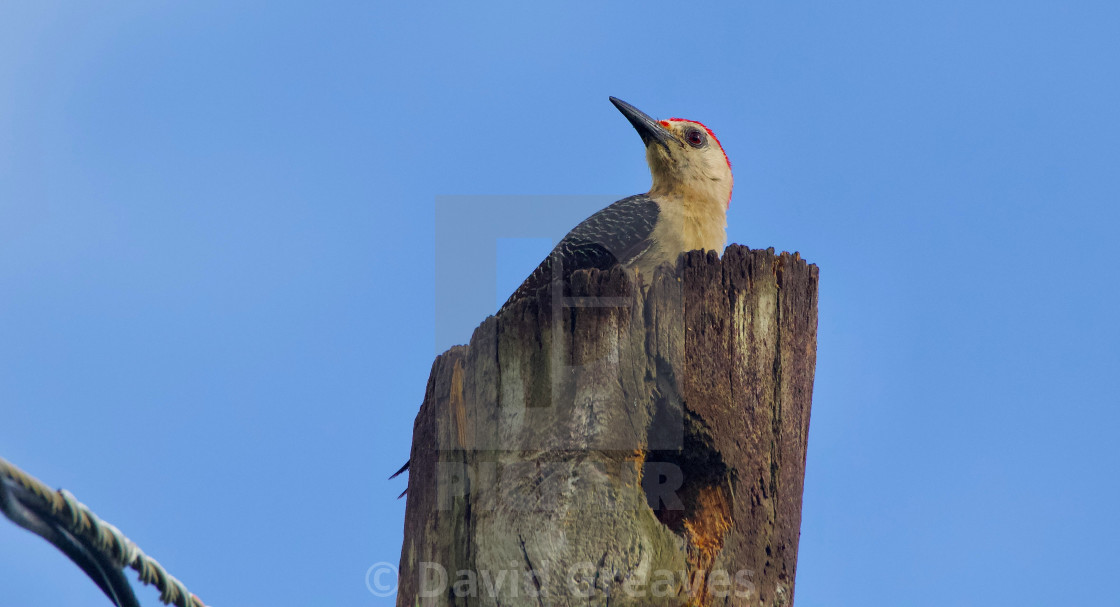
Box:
[398,245,818,607]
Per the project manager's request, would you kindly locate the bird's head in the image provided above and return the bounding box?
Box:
[610,97,732,210]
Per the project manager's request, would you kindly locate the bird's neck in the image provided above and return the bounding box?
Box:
[648,186,728,253]
[649,178,731,217]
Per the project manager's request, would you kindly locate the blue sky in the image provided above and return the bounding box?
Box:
[2,1,1119,605]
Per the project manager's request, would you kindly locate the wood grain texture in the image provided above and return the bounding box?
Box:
[397,245,818,607]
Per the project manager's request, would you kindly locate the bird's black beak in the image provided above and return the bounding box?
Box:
[610,97,674,152]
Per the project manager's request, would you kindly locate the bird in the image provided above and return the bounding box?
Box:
[391,96,733,491]
[499,96,733,310]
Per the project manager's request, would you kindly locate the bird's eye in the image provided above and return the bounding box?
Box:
[686,129,705,147]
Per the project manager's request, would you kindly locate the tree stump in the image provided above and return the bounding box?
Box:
[397,245,818,607]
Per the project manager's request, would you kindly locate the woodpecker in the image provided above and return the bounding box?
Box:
[391,97,732,489]
[500,96,733,309]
